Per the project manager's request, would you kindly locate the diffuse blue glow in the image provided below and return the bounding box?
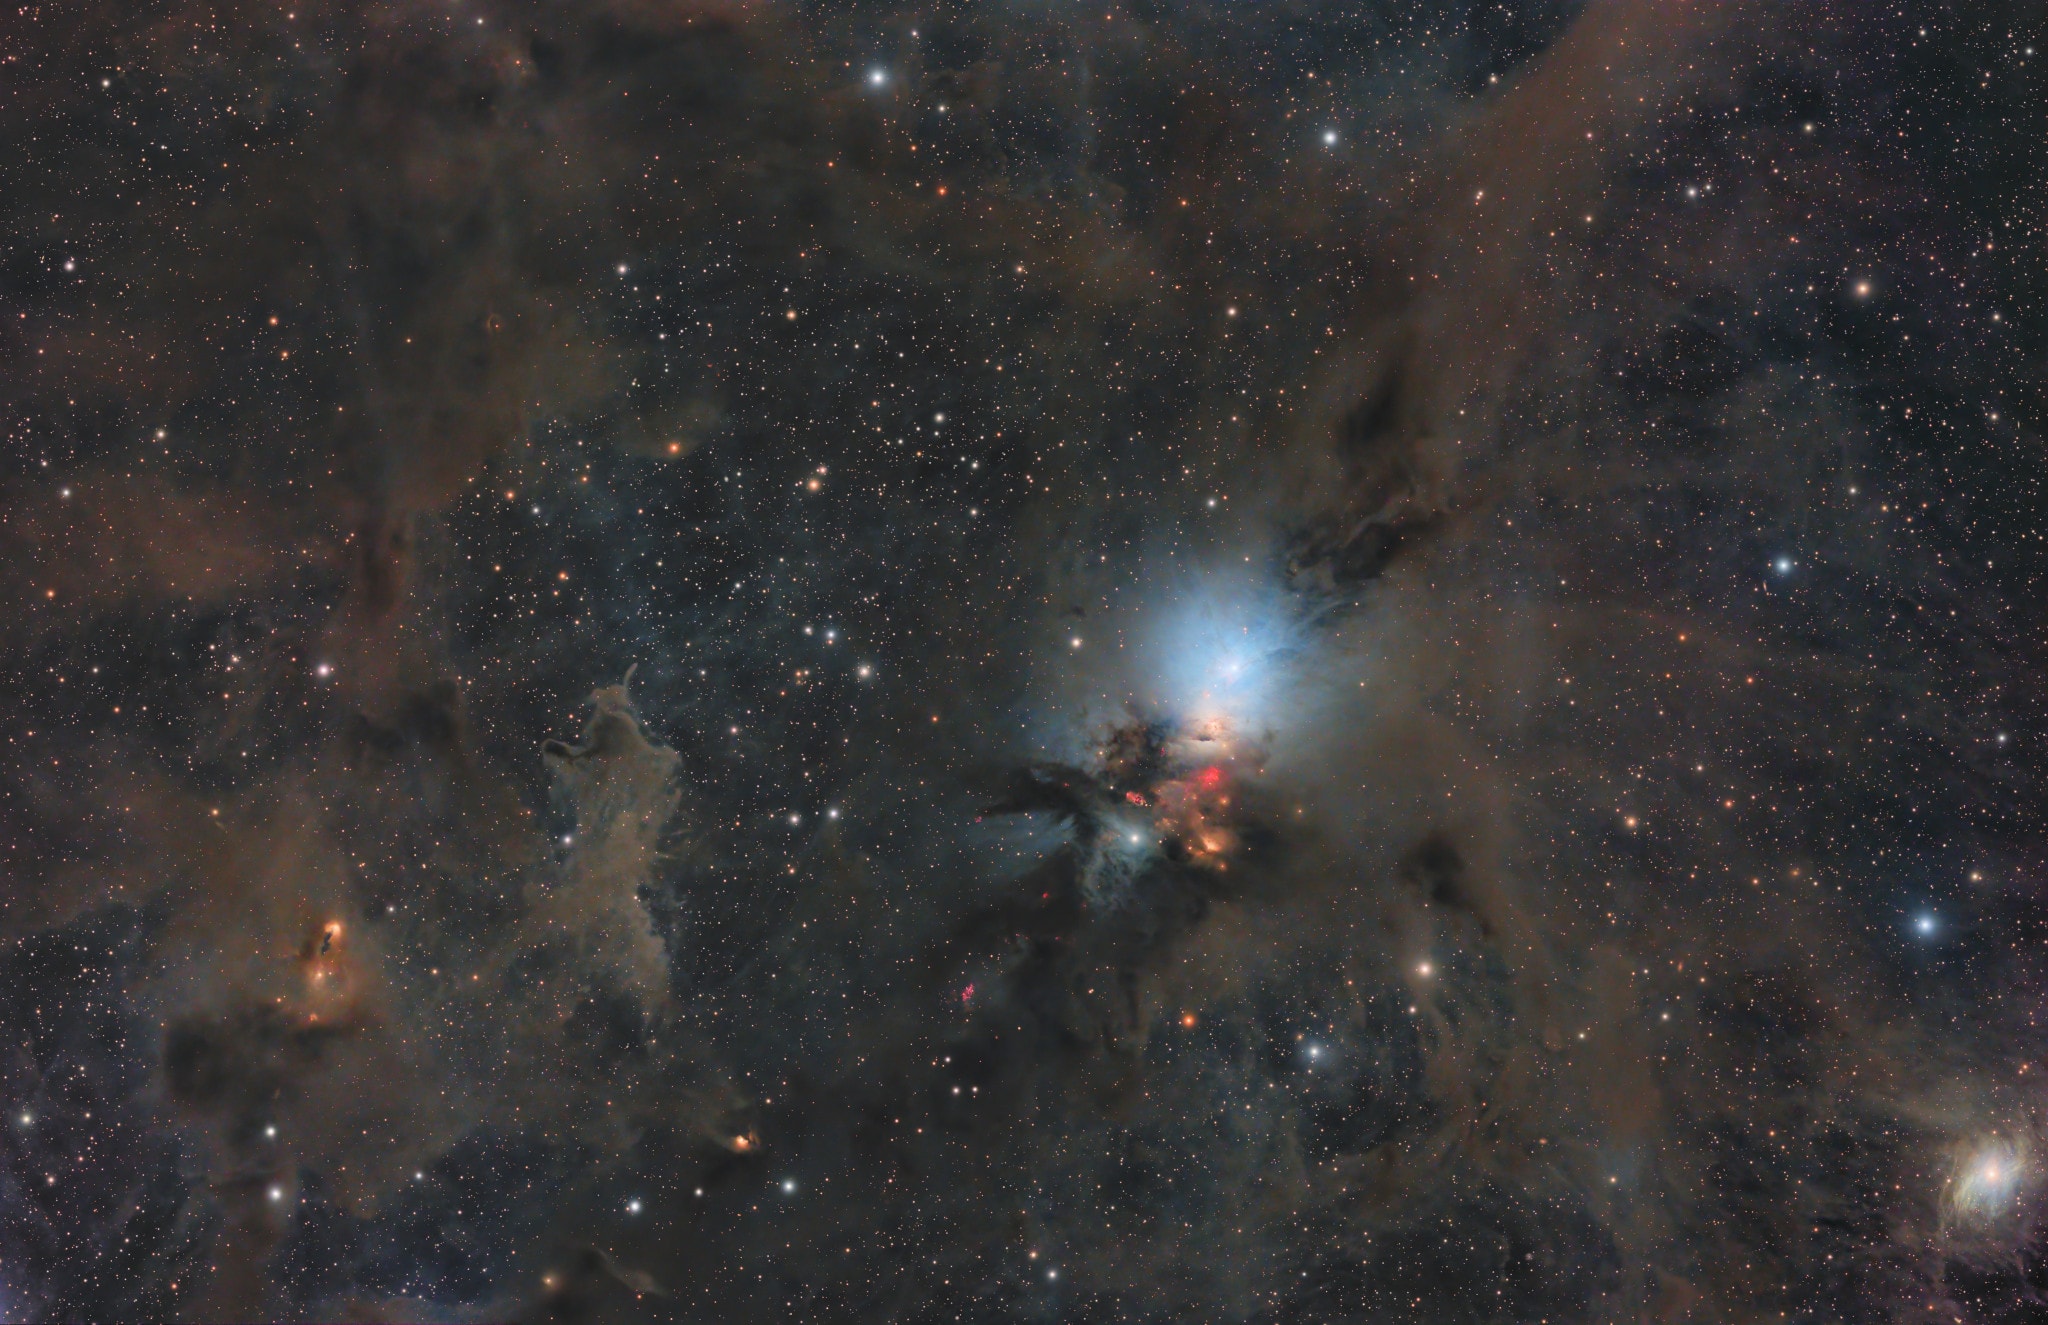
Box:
[1950,1138,2025,1221]
[1144,569,1303,734]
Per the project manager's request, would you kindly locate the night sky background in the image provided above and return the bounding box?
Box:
[5,1,2048,1320]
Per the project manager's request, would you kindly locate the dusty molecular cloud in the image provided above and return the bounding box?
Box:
[1,1,2043,1321]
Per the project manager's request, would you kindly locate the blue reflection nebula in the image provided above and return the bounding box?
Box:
[1145,570,1303,735]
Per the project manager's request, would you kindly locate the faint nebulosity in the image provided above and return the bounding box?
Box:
[3,1,2046,1320]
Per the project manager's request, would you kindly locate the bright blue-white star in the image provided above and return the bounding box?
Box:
[1146,572,1299,732]
[1953,1140,2025,1220]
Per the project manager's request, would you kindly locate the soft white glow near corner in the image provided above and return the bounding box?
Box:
[1952,1138,2025,1220]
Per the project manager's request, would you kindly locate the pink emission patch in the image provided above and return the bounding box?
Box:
[1196,765,1225,791]
[961,983,975,1005]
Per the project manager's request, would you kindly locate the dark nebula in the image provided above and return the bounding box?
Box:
[4,0,2047,1320]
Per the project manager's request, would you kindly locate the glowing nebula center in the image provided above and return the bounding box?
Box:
[1146,574,1300,734]
[1952,1140,2024,1219]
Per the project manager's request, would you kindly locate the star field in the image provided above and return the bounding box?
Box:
[5,1,2048,1322]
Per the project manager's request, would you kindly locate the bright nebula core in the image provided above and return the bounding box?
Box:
[1147,572,1303,736]
[4,1,2047,1322]
[1952,1139,2028,1226]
